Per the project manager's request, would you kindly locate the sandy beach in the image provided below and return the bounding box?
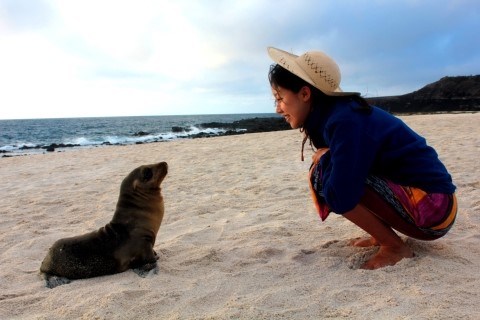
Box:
[0,112,479,319]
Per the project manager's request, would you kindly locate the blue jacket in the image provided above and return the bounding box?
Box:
[304,99,456,214]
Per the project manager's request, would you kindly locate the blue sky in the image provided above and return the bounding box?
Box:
[0,0,479,119]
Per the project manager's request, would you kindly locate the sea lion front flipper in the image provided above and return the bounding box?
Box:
[43,274,71,289]
[132,261,159,278]
[130,248,159,277]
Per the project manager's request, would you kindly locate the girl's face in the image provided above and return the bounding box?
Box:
[272,85,311,129]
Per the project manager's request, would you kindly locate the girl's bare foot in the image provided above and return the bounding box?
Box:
[361,245,414,270]
[349,236,379,247]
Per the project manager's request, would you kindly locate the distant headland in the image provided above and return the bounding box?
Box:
[366,75,480,114]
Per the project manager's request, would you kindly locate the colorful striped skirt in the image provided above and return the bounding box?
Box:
[309,165,457,237]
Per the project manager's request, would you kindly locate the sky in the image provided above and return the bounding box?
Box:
[0,0,479,119]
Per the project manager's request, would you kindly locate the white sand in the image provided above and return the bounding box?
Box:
[0,113,479,319]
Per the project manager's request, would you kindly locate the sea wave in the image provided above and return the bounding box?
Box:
[0,114,284,156]
[0,126,244,155]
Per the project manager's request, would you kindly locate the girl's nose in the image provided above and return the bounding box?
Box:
[275,103,282,114]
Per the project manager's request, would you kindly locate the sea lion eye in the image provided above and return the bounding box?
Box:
[143,168,153,181]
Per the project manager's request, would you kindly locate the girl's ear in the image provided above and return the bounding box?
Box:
[300,86,311,102]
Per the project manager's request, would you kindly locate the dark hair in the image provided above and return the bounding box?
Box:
[268,63,371,160]
[269,64,309,93]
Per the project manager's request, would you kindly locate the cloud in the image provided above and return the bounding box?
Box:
[0,0,53,31]
[0,0,479,118]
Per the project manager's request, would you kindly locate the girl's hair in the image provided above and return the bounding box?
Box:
[268,64,371,160]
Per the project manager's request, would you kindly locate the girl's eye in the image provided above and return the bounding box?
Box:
[273,97,283,107]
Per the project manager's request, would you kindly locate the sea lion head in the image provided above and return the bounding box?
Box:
[122,161,168,194]
[113,161,168,230]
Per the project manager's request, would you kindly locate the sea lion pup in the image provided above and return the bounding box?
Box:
[40,161,168,288]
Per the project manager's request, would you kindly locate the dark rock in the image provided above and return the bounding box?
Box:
[20,145,39,150]
[231,117,290,132]
[367,75,480,113]
[172,126,193,133]
[198,122,228,129]
[171,126,185,133]
[40,143,80,150]
[191,132,215,139]
[133,131,150,136]
[198,117,290,135]
[224,130,245,136]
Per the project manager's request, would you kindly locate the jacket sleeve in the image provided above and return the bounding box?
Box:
[320,116,380,214]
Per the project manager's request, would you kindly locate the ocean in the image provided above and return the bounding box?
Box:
[0,113,279,156]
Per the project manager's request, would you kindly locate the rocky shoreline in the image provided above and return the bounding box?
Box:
[1,117,291,157]
[195,116,291,135]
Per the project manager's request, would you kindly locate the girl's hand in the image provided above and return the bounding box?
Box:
[312,148,329,164]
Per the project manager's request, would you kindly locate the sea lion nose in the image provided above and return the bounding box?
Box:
[159,162,168,173]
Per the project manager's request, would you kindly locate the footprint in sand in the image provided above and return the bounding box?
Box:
[293,239,376,269]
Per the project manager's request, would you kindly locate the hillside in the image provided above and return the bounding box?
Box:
[366,75,480,113]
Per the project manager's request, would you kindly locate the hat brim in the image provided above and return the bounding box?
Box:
[267,47,359,97]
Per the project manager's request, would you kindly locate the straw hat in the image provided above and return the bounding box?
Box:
[267,47,358,96]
